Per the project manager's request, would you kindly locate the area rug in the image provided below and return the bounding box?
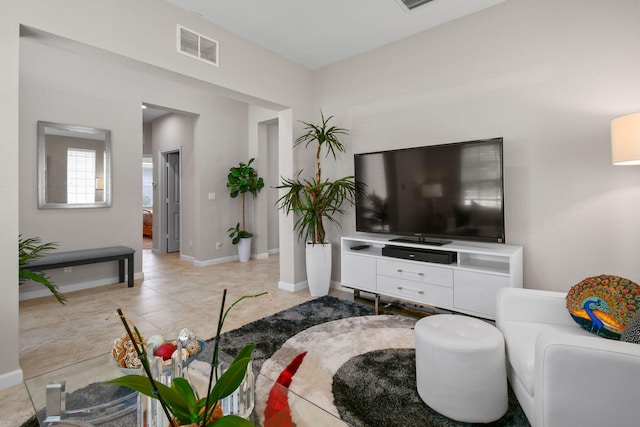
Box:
[23,296,529,427]
[195,295,375,373]
[241,312,529,427]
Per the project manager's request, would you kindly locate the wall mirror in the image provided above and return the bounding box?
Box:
[38,121,112,209]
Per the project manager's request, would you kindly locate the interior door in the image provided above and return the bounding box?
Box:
[166,152,180,252]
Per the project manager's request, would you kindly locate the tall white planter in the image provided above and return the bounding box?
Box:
[237,237,251,263]
[306,242,332,297]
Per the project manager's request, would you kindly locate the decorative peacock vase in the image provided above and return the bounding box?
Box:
[566,274,640,340]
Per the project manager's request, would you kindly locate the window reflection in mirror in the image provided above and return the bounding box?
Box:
[37,121,112,209]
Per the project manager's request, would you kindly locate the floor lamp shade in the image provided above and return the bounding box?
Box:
[612,112,640,165]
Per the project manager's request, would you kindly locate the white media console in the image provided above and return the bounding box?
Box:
[341,234,523,319]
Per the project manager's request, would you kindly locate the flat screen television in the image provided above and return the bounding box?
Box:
[354,138,505,245]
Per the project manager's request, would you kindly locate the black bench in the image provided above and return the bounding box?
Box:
[23,246,135,287]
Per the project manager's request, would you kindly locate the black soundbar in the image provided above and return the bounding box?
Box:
[382,245,457,265]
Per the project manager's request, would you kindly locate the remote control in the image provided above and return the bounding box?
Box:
[350,244,370,251]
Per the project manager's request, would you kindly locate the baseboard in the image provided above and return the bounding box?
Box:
[193,255,237,267]
[180,254,195,262]
[278,280,308,292]
[268,248,280,255]
[193,251,274,266]
[19,275,132,301]
[332,281,351,293]
[0,368,23,391]
[279,280,345,293]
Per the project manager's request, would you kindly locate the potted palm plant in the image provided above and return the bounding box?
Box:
[227,158,264,262]
[277,112,358,296]
[19,235,65,304]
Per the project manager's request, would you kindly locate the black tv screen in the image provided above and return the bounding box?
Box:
[354,138,505,244]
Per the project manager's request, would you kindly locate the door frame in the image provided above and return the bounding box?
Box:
[156,146,182,254]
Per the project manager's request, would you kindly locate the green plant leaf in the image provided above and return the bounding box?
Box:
[19,269,66,303]
[171,377,197,412]
[277,113,356,243]
[207,344,255,403]
[209,356,252,402]
[18,235,65,303]
[234,343,256,361]
[103,375,194,423]
[227,158,264,235]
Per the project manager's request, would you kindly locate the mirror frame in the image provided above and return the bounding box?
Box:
[37,121,112,209]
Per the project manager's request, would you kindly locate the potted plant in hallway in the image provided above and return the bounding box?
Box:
[227,158,264,262]
[277,112,358,296]
[18,235,65,304]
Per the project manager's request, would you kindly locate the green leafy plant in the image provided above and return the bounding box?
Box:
[226,158,264,245]
[227,223,252,245]
[18,235,65,304]
[277,112,359,244]
[105,290,269,427]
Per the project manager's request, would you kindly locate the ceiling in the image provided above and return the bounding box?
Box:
[165,0,508,70]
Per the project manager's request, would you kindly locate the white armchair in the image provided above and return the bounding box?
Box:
[496,287,640,427]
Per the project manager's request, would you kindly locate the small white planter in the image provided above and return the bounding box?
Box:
[237,237,251,263]
[306,242,332,297]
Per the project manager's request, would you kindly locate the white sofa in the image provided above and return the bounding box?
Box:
[495,287,640,427]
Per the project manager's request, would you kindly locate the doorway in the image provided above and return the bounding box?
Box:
[158,148,181,253]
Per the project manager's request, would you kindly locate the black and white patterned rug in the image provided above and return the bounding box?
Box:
[24,296,529,427]
[195,296,528,426]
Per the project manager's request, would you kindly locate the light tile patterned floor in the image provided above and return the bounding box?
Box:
[4,251,348,426]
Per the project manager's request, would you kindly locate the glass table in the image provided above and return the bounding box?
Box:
[24,352,347,426]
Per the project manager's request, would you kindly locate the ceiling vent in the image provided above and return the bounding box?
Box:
[398,0,437,11]
[177,25,219,66]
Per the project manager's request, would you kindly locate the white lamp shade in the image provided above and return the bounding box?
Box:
[611,112,640,165]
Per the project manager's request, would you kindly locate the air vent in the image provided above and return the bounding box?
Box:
[398,0,437,11]
[177,25,219,66]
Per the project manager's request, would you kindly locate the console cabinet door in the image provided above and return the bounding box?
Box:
[341,253,377,292]
[453,270,509,318]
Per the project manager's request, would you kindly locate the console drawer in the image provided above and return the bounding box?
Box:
[377,258,453,287]
[378,275,453,307]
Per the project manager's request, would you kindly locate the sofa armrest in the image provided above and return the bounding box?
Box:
[496,287,575,328]
[534,332,640,427]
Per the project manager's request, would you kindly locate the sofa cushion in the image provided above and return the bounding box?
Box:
[566,275,640,340]
[500,320,591,396]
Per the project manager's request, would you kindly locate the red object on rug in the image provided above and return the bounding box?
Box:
[264,351,308,427]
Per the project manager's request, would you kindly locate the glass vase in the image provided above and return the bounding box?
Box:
[220,360,255,419]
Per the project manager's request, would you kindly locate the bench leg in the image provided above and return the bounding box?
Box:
[118,259,125,283]
[127,254,134,287]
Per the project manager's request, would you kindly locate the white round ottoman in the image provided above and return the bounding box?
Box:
[414,314,507,423]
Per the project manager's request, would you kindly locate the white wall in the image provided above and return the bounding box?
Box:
[151,113,196,256]
[194,101,251,261]
[314,0,640,291]
[18,34,144,294]
[19,31,263,288]
[246,106,281,258]
[3,0,313,389]
[267,121,280,251]
[143,123,153,156]
[0,6,21,390]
